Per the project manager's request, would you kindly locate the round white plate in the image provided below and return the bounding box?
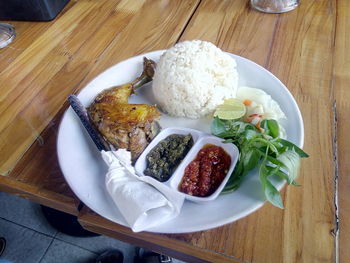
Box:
[57,50,304,233]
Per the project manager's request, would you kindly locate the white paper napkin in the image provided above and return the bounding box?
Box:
[102,149,185,232]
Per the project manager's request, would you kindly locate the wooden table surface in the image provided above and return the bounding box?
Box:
[0,0,348,262]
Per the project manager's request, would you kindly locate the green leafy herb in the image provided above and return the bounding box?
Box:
[211,117,308,208]
[261,119,280,138]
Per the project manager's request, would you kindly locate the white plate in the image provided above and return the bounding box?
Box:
[57,50,304,233]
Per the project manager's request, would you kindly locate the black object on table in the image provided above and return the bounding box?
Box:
[0,0,70,21]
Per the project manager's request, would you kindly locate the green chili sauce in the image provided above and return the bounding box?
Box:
[144,134,193,182]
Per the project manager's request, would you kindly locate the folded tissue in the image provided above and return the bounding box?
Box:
[102,149,185,232]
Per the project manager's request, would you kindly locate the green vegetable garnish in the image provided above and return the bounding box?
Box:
[211,117,309,208]
[261,119,280,138]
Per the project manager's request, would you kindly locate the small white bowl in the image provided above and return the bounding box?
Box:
[134,127,204,182]
[134,127,239,203]
[168,135,239,203]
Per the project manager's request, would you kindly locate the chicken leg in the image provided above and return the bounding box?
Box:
[87,57,161,160]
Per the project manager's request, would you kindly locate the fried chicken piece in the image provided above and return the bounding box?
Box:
[87,57,161,160]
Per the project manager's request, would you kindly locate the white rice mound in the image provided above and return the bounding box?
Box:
[152,40,238,119]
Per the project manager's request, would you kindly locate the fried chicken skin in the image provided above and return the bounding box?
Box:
[87,58,161,160]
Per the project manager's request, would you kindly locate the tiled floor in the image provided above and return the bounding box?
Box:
[0,191,185,263]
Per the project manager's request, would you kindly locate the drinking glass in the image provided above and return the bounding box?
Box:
[250,0,299,13]
[0,23,16,48]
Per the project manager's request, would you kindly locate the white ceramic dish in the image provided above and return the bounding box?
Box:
[134,127,203,182]
[167,134,239,203]
[134,127,239,203]
[57,50,304,233]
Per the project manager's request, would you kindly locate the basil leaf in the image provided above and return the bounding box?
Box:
[259,162,284,209]
[211,117,227,136]
[267,119,280,138]
[249,137,279,155]
[265,166,300,186]
[260,119,279,138]
[255,149,285,167]
[212,116,308,208]
[243,149,261,171]
[242,129,260,140]
[276,138,309,158]
[270,140,288,154]
[261,119,269,131]
[277,149,301,184]
[262,176,284,209]
[223,158,245,192]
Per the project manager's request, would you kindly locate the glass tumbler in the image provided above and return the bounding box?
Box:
[250,0,299,13]
[0,23,16,48]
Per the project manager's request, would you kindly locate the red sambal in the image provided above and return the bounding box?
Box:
[180,144,231,197]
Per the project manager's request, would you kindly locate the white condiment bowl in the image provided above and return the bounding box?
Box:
[134,127,204,181]
[134,127,239,203]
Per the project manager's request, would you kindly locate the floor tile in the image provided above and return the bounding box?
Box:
[0,191,187,263]
[55,232,136,262]
[0,192,57,236]
[40,239,97,263]
[0,218,53,263]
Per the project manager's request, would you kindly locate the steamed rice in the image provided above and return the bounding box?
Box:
[152,40,238,119]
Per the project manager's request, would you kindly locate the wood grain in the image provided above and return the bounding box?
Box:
[333,0,350,262]
[0,0,200,175]
[173,0,336,262]
[266,0,336,99]
[179,0,279,65]
[263,2,337,262]
[0,104,80,215]
[0,0,76,73]
[0,0,343,262]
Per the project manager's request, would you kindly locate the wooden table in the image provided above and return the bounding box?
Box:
[0,0,347,262]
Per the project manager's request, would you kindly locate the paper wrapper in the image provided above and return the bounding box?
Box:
[102,150,184,232]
